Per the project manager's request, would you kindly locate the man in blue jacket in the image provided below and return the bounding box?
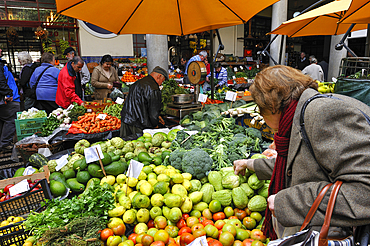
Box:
[0,49,20,151]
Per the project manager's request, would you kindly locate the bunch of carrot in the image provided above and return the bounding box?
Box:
[202,98,224,105]
[68,112,121,134]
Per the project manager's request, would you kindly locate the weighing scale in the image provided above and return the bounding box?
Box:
[165,61,205,119]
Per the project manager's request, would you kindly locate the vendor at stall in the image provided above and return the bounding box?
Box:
[120,66,167,137]
[203,62,228,92]
[91,54,120,100]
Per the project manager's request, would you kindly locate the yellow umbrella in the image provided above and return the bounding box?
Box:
[56,0,279,35]
[340,0,370,24]
[270,0,368,37]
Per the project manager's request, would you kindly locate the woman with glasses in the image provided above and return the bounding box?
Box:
[91,54,119,100]
[234,65,370,240]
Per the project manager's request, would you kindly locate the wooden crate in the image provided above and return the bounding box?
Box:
[0,165,50,188]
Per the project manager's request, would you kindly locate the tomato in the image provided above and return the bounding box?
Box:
[142,234,154,246]
[208,239,223,246]
[180,233,195,246]
[176,219,187,229]
[191,224,204,233]
[4,184,14,193]
[150,241,165,246]
[182,214,189,220]
[235,209,247,221]
[213,212,226,221]
[178,227,192,236]
[242,239,255,246]
[112,223,126,236]
[202,220,214,227]
[198,216,206,223]
[148,219,155,229]
[107,235,122,246]
[100,228,114,241]
[193,228,207,238]
[128,233,138,244]
[219,231,235,246]
[228,216,239,220]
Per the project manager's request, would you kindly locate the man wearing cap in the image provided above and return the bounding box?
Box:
[120,66,167,137]
[64,47,90,99]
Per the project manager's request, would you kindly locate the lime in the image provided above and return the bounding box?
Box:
[142,166,153,174]
[152,156,163,166]
[76,171,91,184]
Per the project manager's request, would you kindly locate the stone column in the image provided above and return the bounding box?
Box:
[270,0,288,66]
[145,34,168,74]
[328,34,347,80]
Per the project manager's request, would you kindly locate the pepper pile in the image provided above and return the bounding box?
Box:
[202,98,224,105]
[67,112,121,134]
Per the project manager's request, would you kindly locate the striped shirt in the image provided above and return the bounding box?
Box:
[207,67,228,87]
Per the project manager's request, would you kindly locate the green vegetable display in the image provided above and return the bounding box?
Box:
[24,182,115,240]
[69,102,87,122]
[103,103,123,119]
[161,79,189,113]
[40,115,60,137]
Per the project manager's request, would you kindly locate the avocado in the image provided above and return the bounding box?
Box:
[138,152,152,163]
[73,158,87,171]
[111,155,120,162]
[104,161,128,176]
[49,172,65,181]
[101,153,112,166]
[51,174,70,189]
[88,164,104,178]
[107,152,116,158]
[66,178,85,193]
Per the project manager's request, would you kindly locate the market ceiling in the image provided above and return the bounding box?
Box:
[56,0,280,36]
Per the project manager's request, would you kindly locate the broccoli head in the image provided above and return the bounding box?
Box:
[245,127,262,140]
[182,148,213,180]
[169,148,187,170]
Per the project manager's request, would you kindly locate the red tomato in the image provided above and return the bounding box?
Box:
[148,219,155,229]
[213,212,226,221]
[182,214,189,220]
[180,233,195,246]
[129,233,138,244]
[100,228,113,241]
[112,223,126,236]
[178,227,192,236]
[202,220,214,227]
[4,184,14,193]
[199,216,206,223]
[177,219,187,229]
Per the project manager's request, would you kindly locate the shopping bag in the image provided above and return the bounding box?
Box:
[268,181,354,246]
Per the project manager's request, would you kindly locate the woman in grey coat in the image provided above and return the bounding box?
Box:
[234,65,370,240]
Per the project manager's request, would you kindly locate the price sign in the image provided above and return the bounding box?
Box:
[23,166,36,176]
[188,236,207,246]
[87,108,92,113]
[97,114,107,120]
[197,93,208,103]
[126,160,144,179]
[116,97,125,104]
[225,91,237,101]
[234,67,238,72]
[232,76,236,80]
[67,104,74,111]
[240,66,244,70]
[9,179,30,197]
[84,145,104,164]
[56,154,69,171]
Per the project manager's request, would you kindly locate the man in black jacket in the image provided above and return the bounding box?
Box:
[120,66,168,137]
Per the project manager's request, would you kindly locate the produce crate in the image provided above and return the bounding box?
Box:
[15,112,47,141]
[0,174,51,221]
[15,141,64,163]
[0,221,28,246]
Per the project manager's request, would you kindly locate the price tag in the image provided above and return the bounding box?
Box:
[126,160,144,179]
[197,93,208,103]
[87,108,92,113]
[116,97,124,104]
[332,77,337,83]
[67,104,74,111]
[23,166,36,176]
[225,91,237,101]
[97,114,107,120]
[84,145,104,164]
[56,154,69,171]
[188,236,207,246]
[240,66,244,70]
[9,179,30,197]
[232,76,236,80]
[234,67,238,72]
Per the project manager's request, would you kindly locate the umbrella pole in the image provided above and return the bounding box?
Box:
[260,34,279,65]
[334,24,358,57]
[210,29,214,100]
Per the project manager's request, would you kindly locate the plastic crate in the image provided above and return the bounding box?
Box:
[0,178,52,221]
[0,222,28,246]
[15,112,46,140]
[338,57,370,78]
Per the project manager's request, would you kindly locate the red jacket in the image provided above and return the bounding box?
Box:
[56,63,83,109]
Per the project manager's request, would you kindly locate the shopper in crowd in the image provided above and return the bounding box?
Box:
[120,66,167,137]
[64,47,90,99]
[203,62,228,92]
[179,57,187,73]
[17,51,40,110]
[296,51,310,70]
[91,54,119,100]
[183,51,208,84]
[309,54,315,63]
[204,57,211,74]
[318,58,329,81]
[56,56,84,109]
[0,48,20,151]
[233,65,370,240]
[302,57,324,82]
[29,52,60,115]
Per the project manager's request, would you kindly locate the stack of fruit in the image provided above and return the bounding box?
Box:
[121,72,137,83]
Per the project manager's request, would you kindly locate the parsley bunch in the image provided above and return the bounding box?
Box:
[24,183,115,239]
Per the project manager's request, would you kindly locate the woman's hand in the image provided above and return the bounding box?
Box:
[267,195,276,217]
[233,159,254,176]
[107,84,113,89]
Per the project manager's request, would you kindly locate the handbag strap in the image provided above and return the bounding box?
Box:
[319,180,343,246]
[300,183,333,231]
[32,66,51,90]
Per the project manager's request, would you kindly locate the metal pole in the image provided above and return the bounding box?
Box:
[210,30,214,100]
[278,35,285,64]
[365,24,370,57]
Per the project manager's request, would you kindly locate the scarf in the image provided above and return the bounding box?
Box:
[263,100,299,240]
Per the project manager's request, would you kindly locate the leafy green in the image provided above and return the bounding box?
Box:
[69,102,87,122]
[24,182,115,240]
[40,115,60,137]
[103,103,123,119]
[161,79,189,114]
